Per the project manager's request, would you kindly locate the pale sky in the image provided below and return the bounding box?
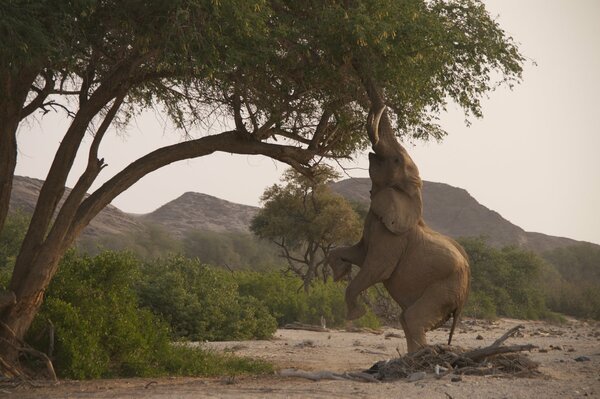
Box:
[14,0,600,245]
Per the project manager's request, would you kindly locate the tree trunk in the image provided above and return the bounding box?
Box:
[0,68,38,234]
[0,245,64,363]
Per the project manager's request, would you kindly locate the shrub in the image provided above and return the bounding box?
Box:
[459,238,554,320]
[235,271,380,329]
[137,256,277,341]
[28,251,272,379]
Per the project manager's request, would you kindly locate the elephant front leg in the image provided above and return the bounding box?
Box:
[327,241,366,281]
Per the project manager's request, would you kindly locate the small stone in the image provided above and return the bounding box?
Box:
[575,356,591,362]
[476,334,484,340]
[408,371,427,382]
[451,376,462,383]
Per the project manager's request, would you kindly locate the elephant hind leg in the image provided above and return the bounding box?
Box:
[401,285,453,353]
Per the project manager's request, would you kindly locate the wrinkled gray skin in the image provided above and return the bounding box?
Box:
[327,105,470,353]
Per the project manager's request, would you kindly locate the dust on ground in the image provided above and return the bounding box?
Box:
[3,318,599,398]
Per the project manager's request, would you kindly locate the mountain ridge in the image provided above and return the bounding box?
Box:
[8,175,590,254]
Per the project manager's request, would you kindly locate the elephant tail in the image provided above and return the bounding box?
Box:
[447,308,461,346]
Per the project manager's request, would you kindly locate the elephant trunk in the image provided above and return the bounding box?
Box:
[364,78,422,195]
[363,79,407,158]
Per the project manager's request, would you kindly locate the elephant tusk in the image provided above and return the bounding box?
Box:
[367,105,386,146]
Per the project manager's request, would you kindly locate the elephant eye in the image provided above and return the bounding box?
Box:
[394,157,402,164]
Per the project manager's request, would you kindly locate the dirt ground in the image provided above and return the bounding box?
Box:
[3,318,599,398]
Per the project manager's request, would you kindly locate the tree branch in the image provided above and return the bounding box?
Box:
[44,92,125,256]
[231,90,247,133]
[309,109,332,150]
[66,130,319,243]
[21,71,55,119]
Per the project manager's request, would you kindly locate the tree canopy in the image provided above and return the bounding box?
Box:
[251,167,362,289]
[0,0,524,371]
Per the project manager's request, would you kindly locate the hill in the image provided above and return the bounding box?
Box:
[137,192,258,238]
[9,176,144,240]
[9,175,591,254]
[330,178,582,253]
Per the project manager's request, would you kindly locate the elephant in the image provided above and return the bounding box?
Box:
[327,101,470,353]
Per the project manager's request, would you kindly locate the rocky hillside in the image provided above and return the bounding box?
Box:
[9,176,144,239]
[138,192,258,237]
[8,175,589,253]
[330,178,582,253]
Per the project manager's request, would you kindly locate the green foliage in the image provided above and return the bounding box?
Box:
[137,256,277,341]
[542,244,600,320]
[235,271,380,329]
[257,0,525,141]
[77,224,183,259]
[182,230,280,271]
[542,243,600,284]
[0,211,30,287]
[28,251,271,379]
[459,238,553,320]
[251,166,362,287]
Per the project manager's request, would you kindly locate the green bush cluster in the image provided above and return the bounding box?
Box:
[27,251,272,379]
[235,271,380,329]
[459,238,558,320]
[542,244,600,320]
[78,225,281,271]
[137,256,277,341]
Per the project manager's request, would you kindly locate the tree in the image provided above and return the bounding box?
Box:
[0,0,523,370]
[251,167,362,290]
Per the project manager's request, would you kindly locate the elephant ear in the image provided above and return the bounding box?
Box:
[371,187,421,235]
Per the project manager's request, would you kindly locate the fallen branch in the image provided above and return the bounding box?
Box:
[279,368,380,383]
[491,324,524,347]
[461,344,536,364]
[283,322,329,332]
[367,325,540,381]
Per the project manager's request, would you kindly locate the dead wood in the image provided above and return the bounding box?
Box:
[346,327,383,335]
[282,322,329,332]
[279,369,381,383]
[491,324,525,347]
[461,344,536,363]
[366,325,540,381]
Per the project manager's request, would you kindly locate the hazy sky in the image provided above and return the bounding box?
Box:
[15,0,600,245]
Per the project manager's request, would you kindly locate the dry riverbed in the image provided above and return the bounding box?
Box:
[3,318,599,398]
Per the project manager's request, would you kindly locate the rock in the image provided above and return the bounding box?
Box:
[476,334,484,340]
[407,371,427,382]
[451,376,462,383]
[574,356,591,362]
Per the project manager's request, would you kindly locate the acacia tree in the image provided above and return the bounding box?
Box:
[0,0,523,370]
[251,167,362,291]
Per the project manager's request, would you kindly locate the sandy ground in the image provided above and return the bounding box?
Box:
[2,318,599,398]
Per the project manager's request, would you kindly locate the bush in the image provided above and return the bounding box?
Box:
[459,238,554,320]
[235,271,380,329]
[28,251,272,379]
[0,210,30,287]
[137,256,277,341]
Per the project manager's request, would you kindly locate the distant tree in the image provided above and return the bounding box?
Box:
[459,238,551,320]
[542,243,600,284]
[251,167,362,290]
[182,230,280,271]
[542,244,600,319]
[0,0,524,370]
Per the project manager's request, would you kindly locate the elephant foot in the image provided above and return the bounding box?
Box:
[330,259,352,282]
[346,304,366,320]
